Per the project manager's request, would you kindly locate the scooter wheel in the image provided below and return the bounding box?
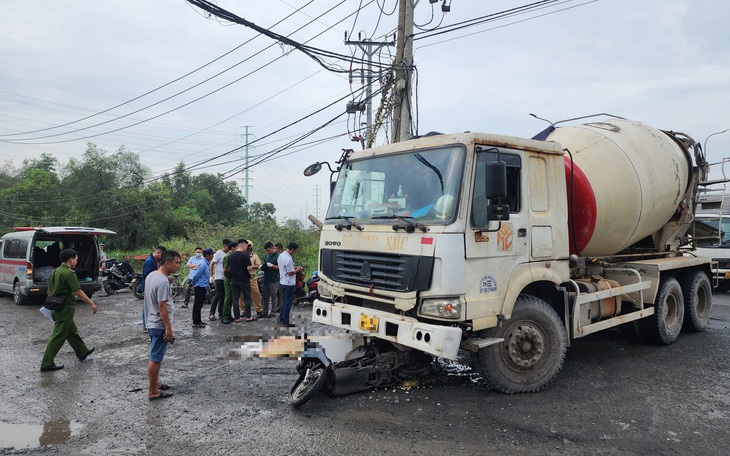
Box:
[103,282,117,296]
[290,364,327,407]
[133,282,143,300]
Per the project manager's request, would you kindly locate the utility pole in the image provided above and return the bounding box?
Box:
[345,34,395,146]
[391,0,415,143]
[313,184,321,220]
[240,126,254,204]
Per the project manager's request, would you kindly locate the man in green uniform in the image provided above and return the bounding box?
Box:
[40,249,98,372]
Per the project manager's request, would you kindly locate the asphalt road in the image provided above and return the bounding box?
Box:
[1,288,729,455]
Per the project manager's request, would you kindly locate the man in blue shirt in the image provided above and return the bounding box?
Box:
[191,248,214,327]
[180,247,207,309]
[140,246,166,333]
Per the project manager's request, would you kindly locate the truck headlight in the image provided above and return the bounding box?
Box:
[420,297,462,319]
[318,280,331,298]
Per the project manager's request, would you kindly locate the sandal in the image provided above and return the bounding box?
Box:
[244,317,256,322]
[148,391,173,401]
[192,323,205,328]
[158,384,172,391]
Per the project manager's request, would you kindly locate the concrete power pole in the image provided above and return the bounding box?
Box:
[391,0,415,144]
[313,184,321,221]
[345,35,395,145]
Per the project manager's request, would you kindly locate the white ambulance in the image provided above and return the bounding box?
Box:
[0,226,115,305]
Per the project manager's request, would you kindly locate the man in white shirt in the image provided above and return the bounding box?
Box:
[277,242,302,327]
[209,239,231,321]
[99,243,107,263]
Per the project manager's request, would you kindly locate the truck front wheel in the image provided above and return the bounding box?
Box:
[472,295,567,394]
[641,276,684,345]
[680,271,712,332]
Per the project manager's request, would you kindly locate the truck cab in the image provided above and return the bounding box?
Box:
[312,133,569,360]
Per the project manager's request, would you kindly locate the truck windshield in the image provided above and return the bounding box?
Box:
[326,145,466,225]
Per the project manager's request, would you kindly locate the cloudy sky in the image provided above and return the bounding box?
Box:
[1,0,729,225]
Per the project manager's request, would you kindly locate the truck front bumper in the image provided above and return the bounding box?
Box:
[311,299,463,360]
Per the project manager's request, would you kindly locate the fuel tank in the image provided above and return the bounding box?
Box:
[546,120,693,256]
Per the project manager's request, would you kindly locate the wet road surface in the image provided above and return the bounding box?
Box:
[1,289,729,455]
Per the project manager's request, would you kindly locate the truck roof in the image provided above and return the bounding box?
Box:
[349,131,565,160]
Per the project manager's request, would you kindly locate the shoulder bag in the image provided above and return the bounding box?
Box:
[44,296,66,311]
[44,267,66,311]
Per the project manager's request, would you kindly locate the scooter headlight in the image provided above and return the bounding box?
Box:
[420,297,462,319]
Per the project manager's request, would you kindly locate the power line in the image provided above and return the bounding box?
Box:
[0,80,367,205]
[186,0,396,74]
[412,0,561,40]
[0,2,315,139]
[416,1,598,48]
[1,1,350,145]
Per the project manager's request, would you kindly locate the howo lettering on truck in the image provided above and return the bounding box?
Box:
[300,117,715,395]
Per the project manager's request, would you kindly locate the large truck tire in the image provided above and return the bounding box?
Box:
[679,271,712,332]
[472,295,567,394]
[641,276,684,345]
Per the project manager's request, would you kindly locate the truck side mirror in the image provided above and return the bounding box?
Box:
[485,161,507,199]
[303,162,323,176]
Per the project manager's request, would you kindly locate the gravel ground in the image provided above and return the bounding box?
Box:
[1,289,730,455]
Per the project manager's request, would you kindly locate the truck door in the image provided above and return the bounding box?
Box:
[464,149,527,318]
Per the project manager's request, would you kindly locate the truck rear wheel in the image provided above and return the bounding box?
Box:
[472,295,567,393]
[680,271,712,332]
[641,276,684,345]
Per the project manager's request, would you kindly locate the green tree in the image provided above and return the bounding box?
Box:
[187,173,245,224]
[0,154,63,230]
[243,202,276,223]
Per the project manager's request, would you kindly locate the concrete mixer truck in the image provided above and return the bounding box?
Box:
[302,117,714,394]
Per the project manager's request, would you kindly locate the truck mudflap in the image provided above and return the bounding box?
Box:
[311,300,463,360]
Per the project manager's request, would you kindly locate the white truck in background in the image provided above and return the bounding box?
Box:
[693,176,730,290]
[304,117,714,393]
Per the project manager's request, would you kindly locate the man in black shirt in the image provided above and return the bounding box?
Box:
[227,240,256,322]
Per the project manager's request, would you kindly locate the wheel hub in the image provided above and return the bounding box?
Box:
[663,295,679,329]
[504,324,545,369]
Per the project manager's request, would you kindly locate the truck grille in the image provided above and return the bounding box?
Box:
[320,249,433,292]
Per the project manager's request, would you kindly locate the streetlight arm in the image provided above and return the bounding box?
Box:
[703,129,730,154]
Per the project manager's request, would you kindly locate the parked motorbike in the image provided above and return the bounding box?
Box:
[290,338,433,407]
[295,270,319,305]
[295,267,306,301]
[103,258,143,298]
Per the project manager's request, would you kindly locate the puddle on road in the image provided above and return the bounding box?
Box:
[0,419,83,450]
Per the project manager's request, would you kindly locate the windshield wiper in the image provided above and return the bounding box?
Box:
[372,215,428,233]
[325,215,364,231]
